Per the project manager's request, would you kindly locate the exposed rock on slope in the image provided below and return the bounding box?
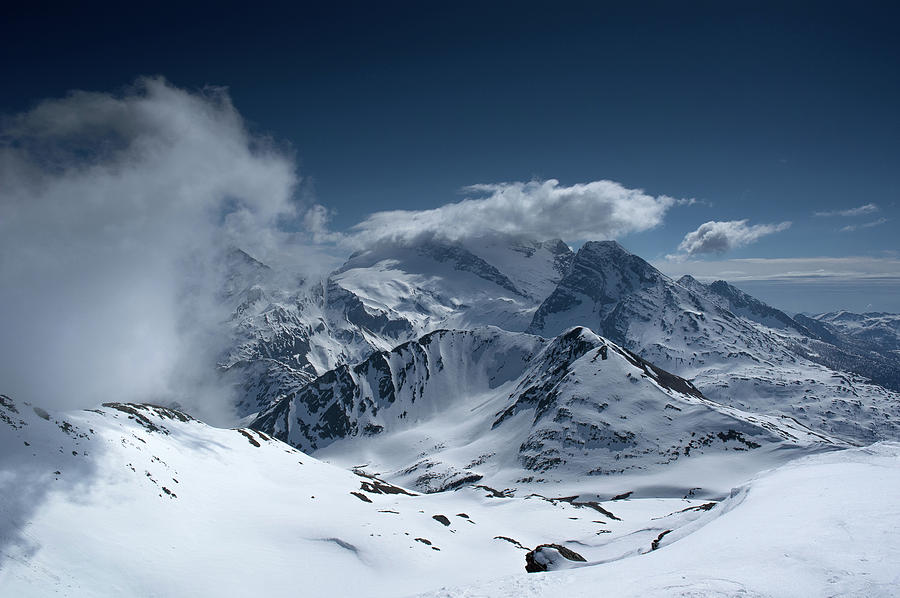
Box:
[254,326,834,491]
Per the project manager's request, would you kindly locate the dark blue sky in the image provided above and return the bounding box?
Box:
[3,1,898,310]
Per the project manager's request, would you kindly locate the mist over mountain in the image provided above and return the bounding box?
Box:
[0,79,334,424]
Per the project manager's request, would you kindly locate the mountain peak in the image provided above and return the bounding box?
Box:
[527,241,667,338]
[578,240,629,257]
[575,241,660,279]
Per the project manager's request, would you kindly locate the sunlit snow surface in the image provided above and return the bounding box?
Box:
[2,397,898,597]
[419,442,900,598]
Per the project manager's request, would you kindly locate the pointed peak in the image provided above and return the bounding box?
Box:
[578,240,629,256]
[572,240,662,282]
[558,325,601,343]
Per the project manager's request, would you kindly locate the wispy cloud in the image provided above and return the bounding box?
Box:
[668,219,791,259]
[840,217,889,233]
[814,203,879,217]
[0,77,314,421]
[675,197,710,207]
[346,179,682,247]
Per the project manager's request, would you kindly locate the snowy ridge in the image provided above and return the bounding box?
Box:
[254,326,835,493]
[687,281,900,393]
[813,310,900,352]
[696,277,813,336]
[789,310,900,391]
[527,241,900,444]
[252,327,543,453]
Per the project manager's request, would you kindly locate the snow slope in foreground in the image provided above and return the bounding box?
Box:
[419,442,900,598]
[2,396,897,597]
[0,396,734,597]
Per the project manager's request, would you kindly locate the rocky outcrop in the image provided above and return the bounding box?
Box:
[525,543,587,572]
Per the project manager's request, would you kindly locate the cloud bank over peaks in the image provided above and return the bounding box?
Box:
[669,219,791,259]
[0,77,306,422]
[346,179,681,248]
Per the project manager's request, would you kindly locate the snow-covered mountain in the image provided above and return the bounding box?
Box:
[683,279,900,393]
[525,241,900,444]
[330,236,574,334]
[217,237,900,450]
[253,326,835,493]
[788,311,900,390]
[218,237,575,417]
[214,236,900,454]
[811,310,900,354]
[696,277,813,336]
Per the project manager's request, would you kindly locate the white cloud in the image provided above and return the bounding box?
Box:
[670,219,791,258]
[840,217,889,233]
[302,203,347,245]
[0,77,308,422]
[346,179,679,247]
[814,203,879,217]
